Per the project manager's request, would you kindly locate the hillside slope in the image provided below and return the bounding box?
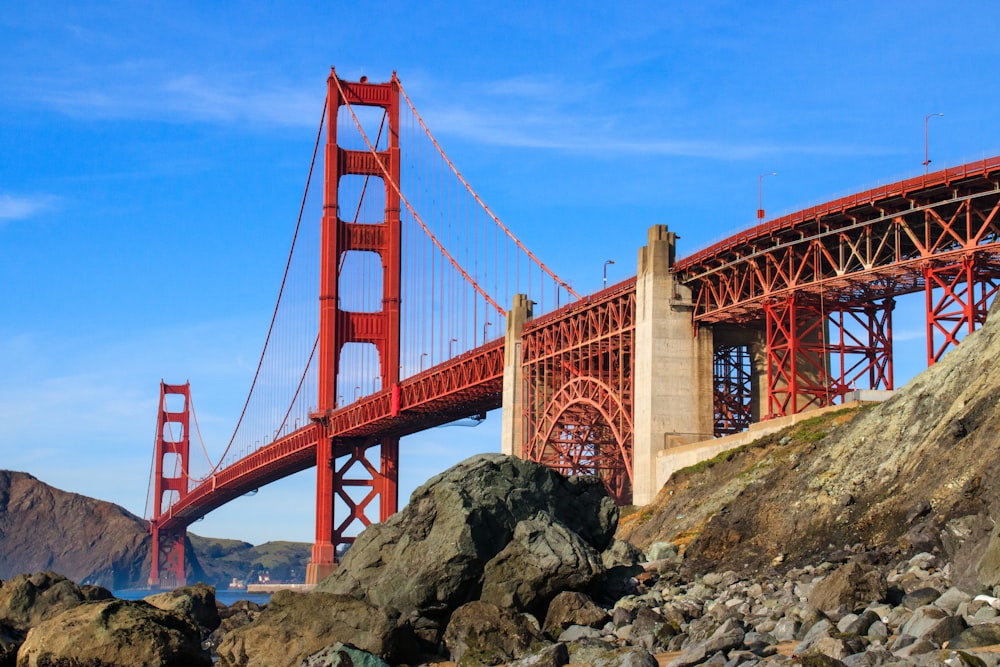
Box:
[620,302,1000,589]
[0,472,311,589]
[0,470,152,589]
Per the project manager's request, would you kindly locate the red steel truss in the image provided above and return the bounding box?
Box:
[148,382,191,588]
[150,346,504,534]
[521,282,636,504]
[762,295,895,417]
[925,256,1000,364]
[681,159,1000,417]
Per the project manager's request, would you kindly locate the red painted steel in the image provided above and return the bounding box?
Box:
[521,282,636,503]
[680,160,1000,414]
[925,256,1000,364]
[312,69,403,576]
[148,382,191,588]
[151,346,505,536]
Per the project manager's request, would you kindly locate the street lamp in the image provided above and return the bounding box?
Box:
[354,386,361,401]
[420,352,428,371]
[923,112,944,174]
[483,321,492,344]
[758,172,777,220]
[603,260,615,288]
[449,337,458,356]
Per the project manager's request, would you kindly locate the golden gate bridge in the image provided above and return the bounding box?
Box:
[146,68,1000,588]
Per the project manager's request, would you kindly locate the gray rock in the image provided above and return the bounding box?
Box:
[702,617,746,654]
[507,642,570,667]
[902,588,942,610]
[604,539,645,569]
[557,624,602,641]
[317,454,616,617]
[443,601,546,666]
[0,571,86,631]
[935,587,974,614]
[809,562,887,613]
[867,620,889,643]
[565,637,658,667]
[480,512,605,614]
[773,617,801,641]
[647,542,679,562]
[902,605,966,645]
[949,622,1000,649]
[543,591,609,637]
[144,582,221,637]
[300,643,391,667]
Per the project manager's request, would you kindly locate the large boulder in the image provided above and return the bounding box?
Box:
[480,512,604,615]
[144,582,220,636]
[16,598,210,667]
[216,590,411,667]
[542,591,610,638]
[442,601,547,666]
[0,572,86,631]
[807,561,886,613]
[317,454,617,619]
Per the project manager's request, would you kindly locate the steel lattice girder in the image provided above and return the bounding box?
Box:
[679,165,1000,323]
[764,295,894,417]
[521,289,635,503]
[713,344,753,436]
[925,255,1000,364]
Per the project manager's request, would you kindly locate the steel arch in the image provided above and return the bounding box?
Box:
[524,376,633,504]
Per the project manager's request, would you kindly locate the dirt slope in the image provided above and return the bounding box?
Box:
[620,303,1000,588]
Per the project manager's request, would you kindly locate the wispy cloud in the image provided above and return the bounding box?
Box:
[7,63,323,128]
[0,193,57,222]
[407,75,889,161]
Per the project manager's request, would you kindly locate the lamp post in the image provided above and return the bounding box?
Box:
[758,172,777,220]
[354,386,361,401]
[923,112,944,174]
[449,337,458,357]
[483,321,492,344]
[420,352,428,371]
[603,260,615,288]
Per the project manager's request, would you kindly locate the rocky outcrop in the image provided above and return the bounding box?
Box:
[17,598,210,667]
[221,454,624,665]
[317,454,616,617]
[216,590,411,667]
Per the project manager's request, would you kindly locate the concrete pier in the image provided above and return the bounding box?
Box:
[501,294,533,457]
[632,225,715,505]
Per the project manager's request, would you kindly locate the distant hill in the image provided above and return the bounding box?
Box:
[0,471,310,589]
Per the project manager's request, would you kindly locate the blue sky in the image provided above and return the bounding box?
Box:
[3,2,1000,545]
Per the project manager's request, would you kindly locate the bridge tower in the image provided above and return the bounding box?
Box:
[147,381,191,589]
[307,70,402,584]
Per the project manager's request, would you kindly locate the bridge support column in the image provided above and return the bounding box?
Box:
[632,225,714,506]
[501,294,533,457]
[148,381,191,589]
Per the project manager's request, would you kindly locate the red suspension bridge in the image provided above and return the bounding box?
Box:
[147,69,1000,587]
